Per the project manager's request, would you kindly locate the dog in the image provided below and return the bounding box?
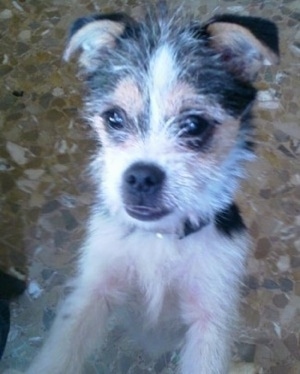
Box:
[7,3,279,374]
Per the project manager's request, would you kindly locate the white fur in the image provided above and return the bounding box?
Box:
[149,44,178,132]
[15,211,250,374]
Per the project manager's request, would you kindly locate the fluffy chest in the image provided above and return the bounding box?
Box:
[108,225,242,355]
[83,217,247,298]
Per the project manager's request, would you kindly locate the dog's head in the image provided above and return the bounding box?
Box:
[65,7,279,233]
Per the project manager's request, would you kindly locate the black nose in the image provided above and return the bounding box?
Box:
[123,162,165,196]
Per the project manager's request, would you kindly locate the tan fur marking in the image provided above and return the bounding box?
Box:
[163,82,231,126]
[92,116,107,142]
[112,78,144,118]
[163,80,242,168]
[213,118,240,161]
[194,117,241,168]
[164,82,198,117]
[207,22,279,65]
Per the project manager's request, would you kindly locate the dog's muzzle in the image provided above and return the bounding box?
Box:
[122,162,170,221]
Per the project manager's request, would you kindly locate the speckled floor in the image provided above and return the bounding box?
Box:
[0,0,300,373]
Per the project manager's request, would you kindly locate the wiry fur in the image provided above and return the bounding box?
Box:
[6,4,279,374]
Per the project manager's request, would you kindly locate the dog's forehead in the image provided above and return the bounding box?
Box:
[148,44,184,125]
[111,44,203,121]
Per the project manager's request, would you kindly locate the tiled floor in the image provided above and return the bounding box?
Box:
[0,0,300,373]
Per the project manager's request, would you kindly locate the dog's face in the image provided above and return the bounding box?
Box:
[65,10,279,232]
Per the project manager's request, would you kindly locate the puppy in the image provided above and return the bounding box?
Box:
[9,4,279,374]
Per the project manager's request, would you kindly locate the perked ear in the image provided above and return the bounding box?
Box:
[63,13,137,72]
[204,14,279,81]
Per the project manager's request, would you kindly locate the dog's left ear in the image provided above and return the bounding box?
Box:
[204,14,279,81]
[63,13,138,72]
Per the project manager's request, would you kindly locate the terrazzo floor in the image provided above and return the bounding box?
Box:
[0,0,300,373]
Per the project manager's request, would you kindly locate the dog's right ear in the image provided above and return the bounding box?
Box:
[203,14,279,82]
[63,13,138,72]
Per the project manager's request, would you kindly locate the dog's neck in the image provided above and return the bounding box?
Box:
[123,217,209,240]
[179,219,209,239]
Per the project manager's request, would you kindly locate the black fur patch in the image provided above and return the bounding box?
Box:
[216,79,256,117]
[0,300,10,359]
[215,203,246,237]
[181,218,208,239]
[0,271,26,300]
[0,271,26,359]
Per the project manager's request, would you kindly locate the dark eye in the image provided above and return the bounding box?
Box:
[179,115,211,137]
[102,108,125,130]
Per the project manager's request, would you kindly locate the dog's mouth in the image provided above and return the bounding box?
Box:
[125,205,170,221]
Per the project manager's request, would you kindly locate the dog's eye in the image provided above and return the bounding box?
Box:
[102,108,125,130]
[179,115,211,137]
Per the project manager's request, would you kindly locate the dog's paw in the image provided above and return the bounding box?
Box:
[230,362,257,374]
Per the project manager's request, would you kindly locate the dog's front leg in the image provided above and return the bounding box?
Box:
[178,258,242,374]
[179,314,232,374]
[24,284,109,374]
[22,216,127,374]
